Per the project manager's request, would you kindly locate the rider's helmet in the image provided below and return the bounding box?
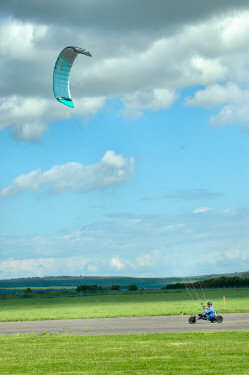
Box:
[207,301,212,306]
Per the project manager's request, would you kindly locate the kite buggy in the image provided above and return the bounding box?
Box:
[188,301,224,324]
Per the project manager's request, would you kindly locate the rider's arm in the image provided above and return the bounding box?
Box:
[204,307,211,314]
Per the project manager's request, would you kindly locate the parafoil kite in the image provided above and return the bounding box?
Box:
[53,46,92,108]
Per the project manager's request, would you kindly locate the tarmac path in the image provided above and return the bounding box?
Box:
[0,313,248,335]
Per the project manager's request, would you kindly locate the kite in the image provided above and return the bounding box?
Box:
[53,46,92,108]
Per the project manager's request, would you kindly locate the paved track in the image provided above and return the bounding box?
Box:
[0,313,248,335]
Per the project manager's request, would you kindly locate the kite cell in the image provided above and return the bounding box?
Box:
[53,46,92,108]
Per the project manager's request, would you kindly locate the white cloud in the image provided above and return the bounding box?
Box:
[110,256,124,270]
[121,89,177,118]
[185,83,247,108]
[210,103,249,127]
[190,56,227,84]
[0,96,106,141]
[185,83,249,127]
[110,250,164,272]
[135,250,163,268]
[220,11,249,50]
[0,18,47,60]
[193,207,212,214]
[0,150,135,197]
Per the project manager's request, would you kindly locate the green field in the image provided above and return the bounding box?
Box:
[0,288,248,322]
[0,331,248,374]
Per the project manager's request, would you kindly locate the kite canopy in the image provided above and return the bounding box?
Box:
[53,46,92,108]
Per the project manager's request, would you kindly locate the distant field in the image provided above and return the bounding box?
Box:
[1,286,75,291]
[0,288,248,322]
[0,331,248,374]
[1,271,248,289]
[0,276,204,289]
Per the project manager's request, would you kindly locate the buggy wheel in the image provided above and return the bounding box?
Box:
[216,315,223,323]
[189,316,196,324]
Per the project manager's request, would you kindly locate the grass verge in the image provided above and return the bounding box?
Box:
[0,331,248,374]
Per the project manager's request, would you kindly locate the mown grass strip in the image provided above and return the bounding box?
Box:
[0,331,248,374]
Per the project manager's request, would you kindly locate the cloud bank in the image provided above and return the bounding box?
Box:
[0,207,248,278]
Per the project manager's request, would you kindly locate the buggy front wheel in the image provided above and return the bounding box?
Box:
[188,316,196,324]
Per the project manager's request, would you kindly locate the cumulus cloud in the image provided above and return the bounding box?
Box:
[108,250,165,272]
[185,83,249,127]
[0,96,106,141]
[121,89,177,118]
[0,18,47,60]
[110,256,125,270]
[211,104,249,127]
[185,83,246,108]
[220,10,249,50]
[0,150,135,197]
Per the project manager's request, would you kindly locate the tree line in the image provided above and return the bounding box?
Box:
[164,276,249,289]
[76,284,138,293]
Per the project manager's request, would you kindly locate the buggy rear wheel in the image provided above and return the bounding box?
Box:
[216,315,223,323]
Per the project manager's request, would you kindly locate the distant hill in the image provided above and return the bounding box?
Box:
[0,271,248,290]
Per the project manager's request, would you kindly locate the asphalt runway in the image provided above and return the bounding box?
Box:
[0,313,248,335]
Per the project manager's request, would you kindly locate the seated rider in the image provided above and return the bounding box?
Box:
[201,301,216,321]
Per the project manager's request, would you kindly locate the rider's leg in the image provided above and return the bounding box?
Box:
[198,313,206,319]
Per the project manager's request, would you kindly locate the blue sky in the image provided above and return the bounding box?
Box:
[0,0,248,279]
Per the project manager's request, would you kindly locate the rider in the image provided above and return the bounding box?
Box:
[202,301,216,321]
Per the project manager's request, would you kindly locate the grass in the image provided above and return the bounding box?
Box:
[0,331,248,374]
[0,288,248,322]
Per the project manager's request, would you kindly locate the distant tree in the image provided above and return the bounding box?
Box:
[88,285,98,292]
[111,284,120,291]
[23,287,33,298]
[76,285,88,293]
[76,284,106,293]
[165,283,185,290]
[128,284,138,291]
[97,285,106,291]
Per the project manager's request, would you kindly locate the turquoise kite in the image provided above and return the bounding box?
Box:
[53,46,92,108]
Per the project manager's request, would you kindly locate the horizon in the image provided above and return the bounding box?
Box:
[1,269,248,282]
